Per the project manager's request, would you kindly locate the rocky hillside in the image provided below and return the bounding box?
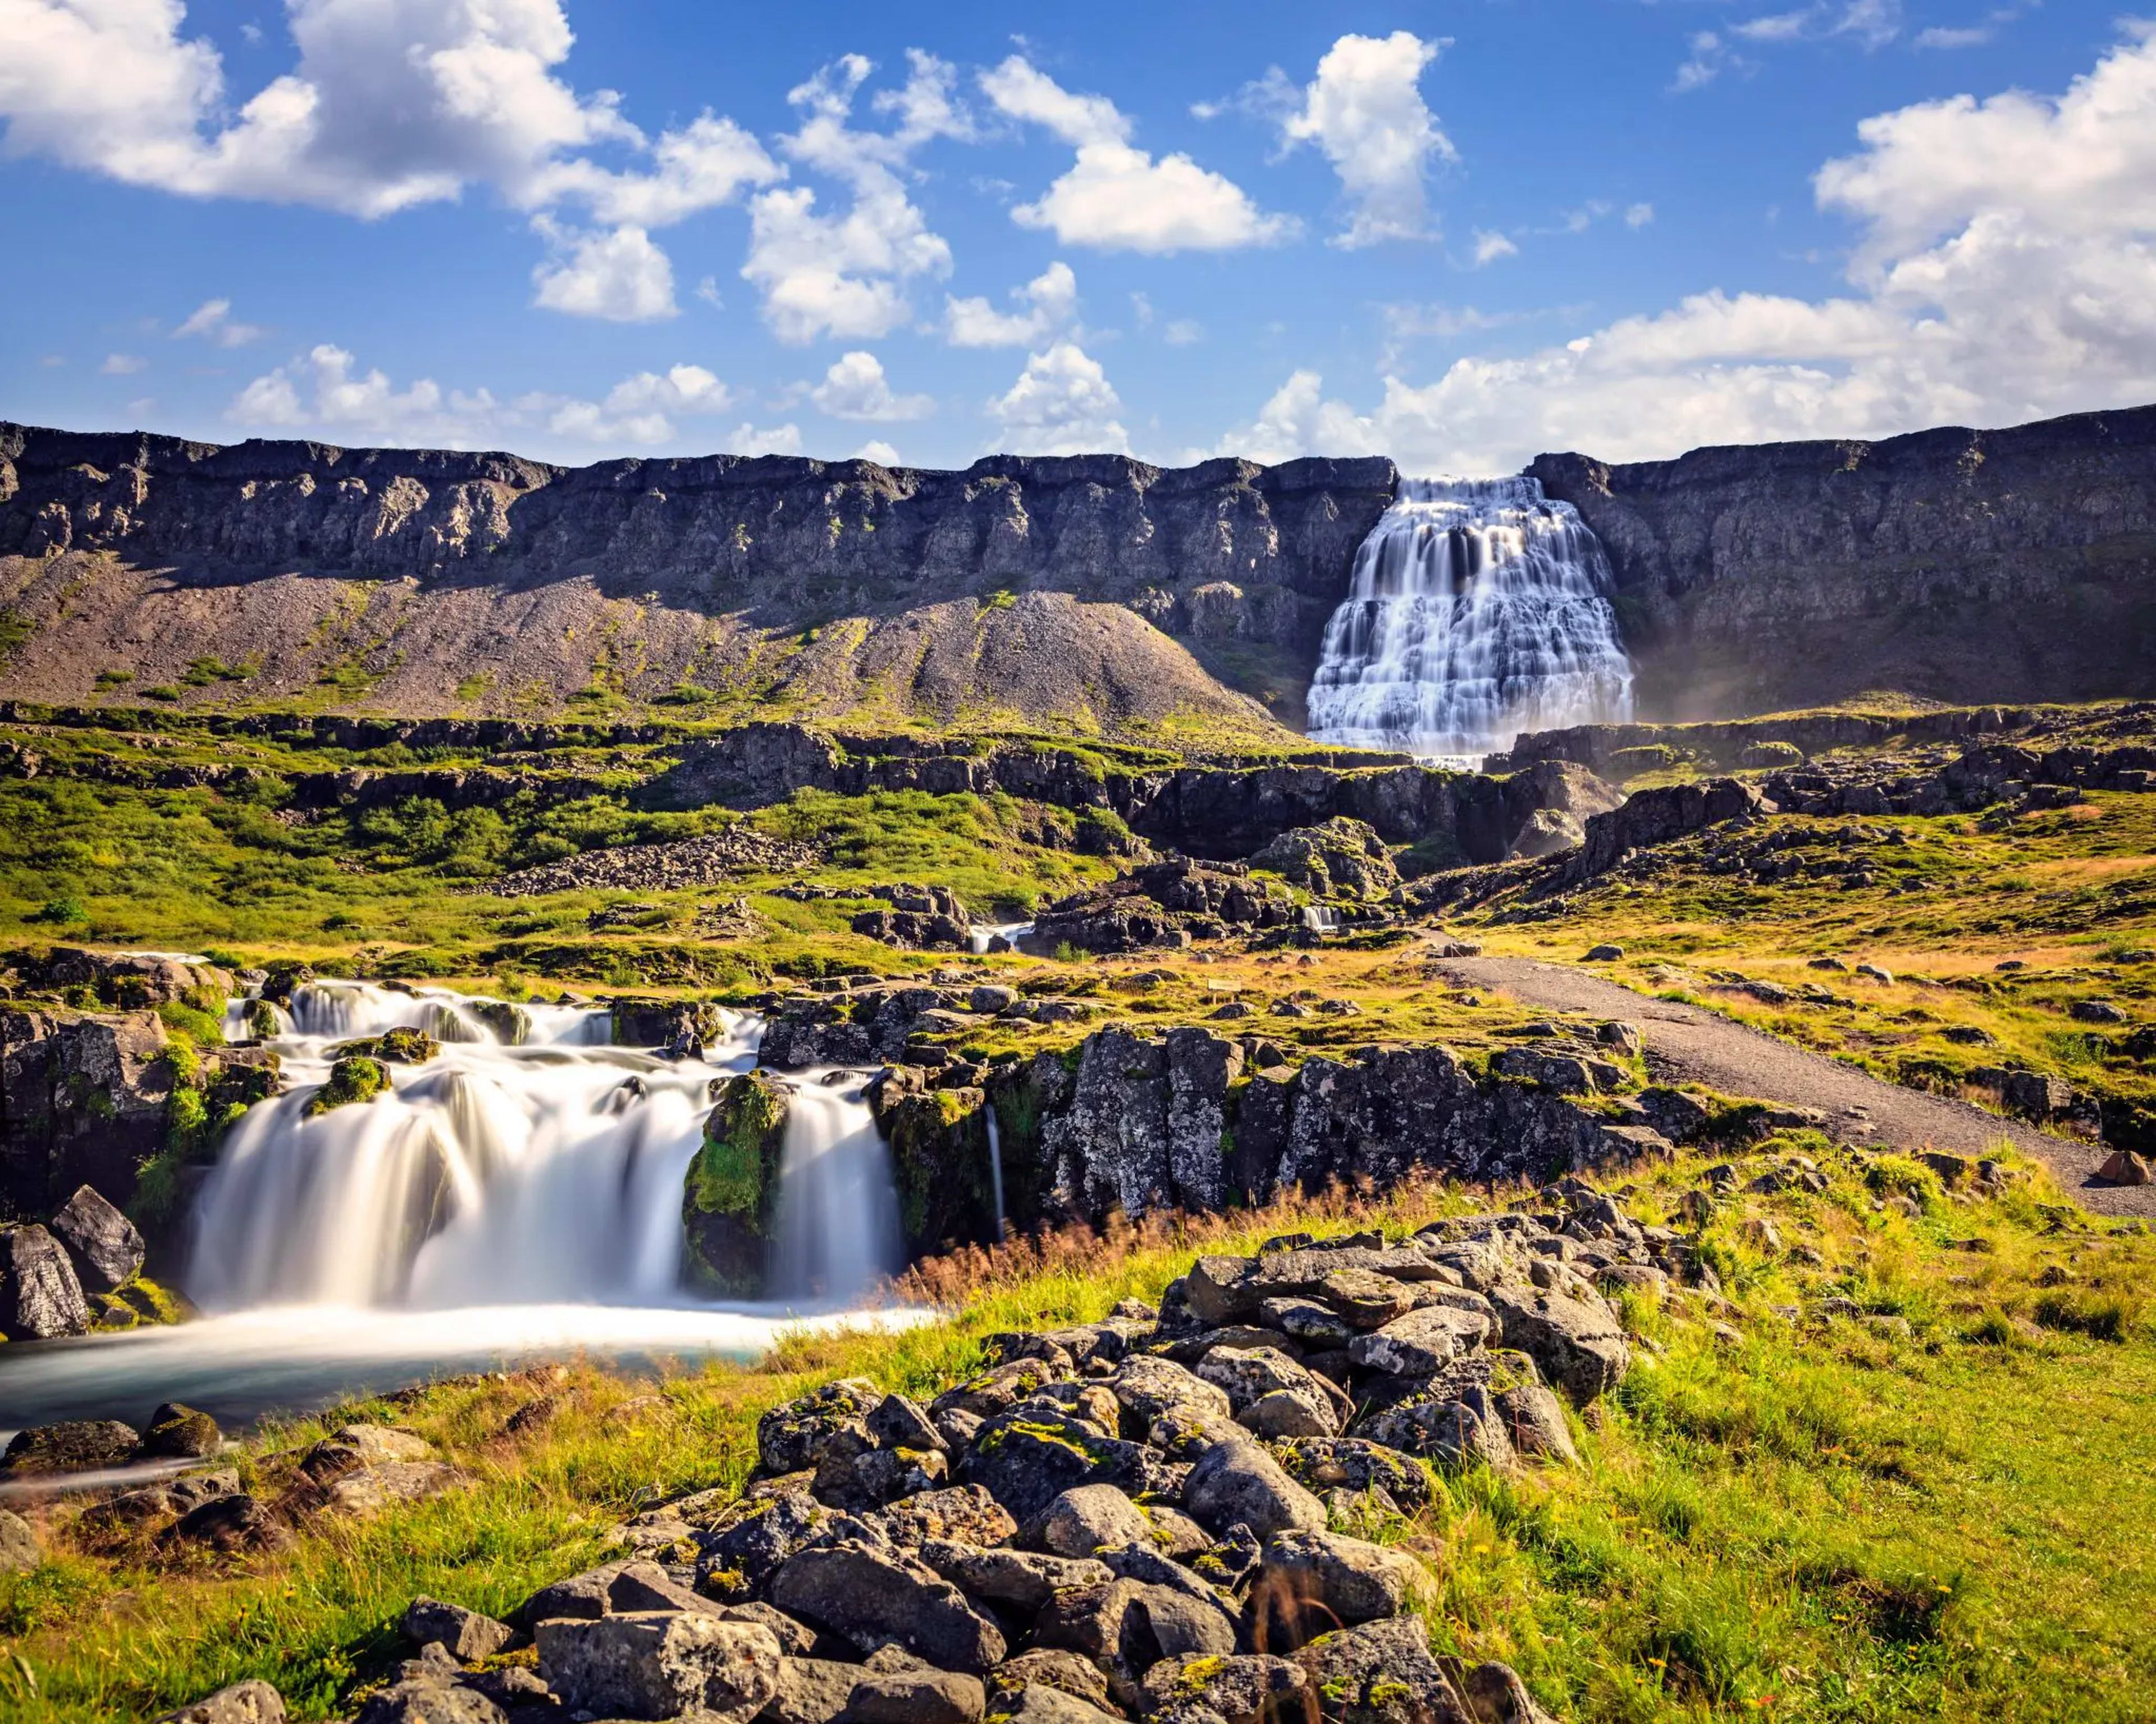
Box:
[0,426,1394,735]
[1530,404,2156,718]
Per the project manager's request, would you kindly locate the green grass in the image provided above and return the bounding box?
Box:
[4,1150,2155,1721]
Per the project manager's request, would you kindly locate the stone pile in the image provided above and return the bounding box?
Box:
[156,1192,1688,1723]
[853,886,975,953]
[488,828,823,899]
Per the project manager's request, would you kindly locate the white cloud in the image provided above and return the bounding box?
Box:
[1726,1,1904,52]
[1673,32,1746,92]
[101,353,148,375]
[853,438,902,465]
[530,364,732,444]
[173,297,266,346]
[0,2,780,322]
[531,219,677,321]
[1163,319,1204,346]
[1916,25,1993,49]
[986,340,1129,455]
[983,56,1293,254]
[943,260,1077,347]
[1625,202,1656,229]
[1213,26,2156,473]
[810,350,934,421]
[723,422,802,457]
[1272,32,1453,248]
[1470,229,1518,266]
[741,53,959,344]
[227,344,737,450]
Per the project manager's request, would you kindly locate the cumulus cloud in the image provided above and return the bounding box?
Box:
[173,297,266,346]
[853,438,902,465]
[810,350,934,421]
[944,260,1079,347]
[740,53,962,344]
[983,56,1292,254]
[1212,26,2156,473]
[986,340,1129,455]
[721,422,803,456]
[1163,319,1204,346]
[531,219,677,321]
[1270,32,1453,248]
[0,1,781,321]
[101,353,148,374]
[227,344,739,450]
[1625,203,1655,229]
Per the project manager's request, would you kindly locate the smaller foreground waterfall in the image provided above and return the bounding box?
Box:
[188,984,766,1310]
[1307,475,1634,758]
[769,1073,903,1303]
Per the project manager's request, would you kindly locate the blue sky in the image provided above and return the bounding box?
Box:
[3,0,2153,473]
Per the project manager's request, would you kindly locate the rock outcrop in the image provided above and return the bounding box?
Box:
[1530,404,2156,717]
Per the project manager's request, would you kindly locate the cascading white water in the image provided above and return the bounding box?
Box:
[1307,475,1634,759]
[768,1071,903,1304]
[186,984,764,1311]
[969,921,1034,955]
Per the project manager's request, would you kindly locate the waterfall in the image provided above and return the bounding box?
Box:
[768,1072,903,1304]
[1307,475,1634,760]
[985,1105,1008,1244]
[185,985,763,1311]
[970,921,1034,955]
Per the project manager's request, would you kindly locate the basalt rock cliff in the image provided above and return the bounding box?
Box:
[1529,404,2156,719]
[0,424,1395,734]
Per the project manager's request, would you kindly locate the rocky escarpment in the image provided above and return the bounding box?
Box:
[745,982,1683,1267]
[1529,405,2156,719]
[0,425,1394,730]
[655,722,1609,866]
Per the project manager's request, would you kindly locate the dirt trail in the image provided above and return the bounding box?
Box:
[1433,955,2153,1218]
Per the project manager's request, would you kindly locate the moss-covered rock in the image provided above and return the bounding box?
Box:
[872,1067,998,1255]
[683,1071,791,1293]
[468,1000,532,1045]
[261,963,314,1007]
[305,1055,390,1118]
[244,998,282,1040]
[332,1027,440,1064]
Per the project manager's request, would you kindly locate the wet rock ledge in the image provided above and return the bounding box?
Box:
[146,1183,1687,1723]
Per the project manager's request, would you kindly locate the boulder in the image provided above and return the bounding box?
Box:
[1293,1617,1473,1724]
[770,1543,1007,1673]
[1347,1306,1492,1377]
[1250,818,1400,901]
[920,1541,1111,1612]
[759,1378,882,1475]
[1458,1661,1563,1724]
[766,1659,866,1724]
[1487,1284,1631,1402]
[1358,1384,1516,1471]
[1139,1654,1308,1724]
[1183,1440,1326,1540]
[0,1223,91,1339]
[985,1652,1118,1715]
[1494,1384,1579,1466]
[999,1688,1124,1724]
[0,1507,39,1572]
[1038,1484,1154,1558]
[47,1183,145,1291]
[2,1417,139,1475]
[1275,1439,1431,1511]
[1258,1529,1430,1626]
[875,1484,1019,1550]
[150,1681,289,1724]
[403,1597,515,1662]
[163,1493,293,1554]
[1112,1355,1234,1424]
[840,1668,987,1724]
[535,1612,782,1723]
[957,1406,1163,1528]
[139,1402,223,1460]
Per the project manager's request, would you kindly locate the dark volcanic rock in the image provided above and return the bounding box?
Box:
[47,1183,145,1292]
[0,1222,92,1339]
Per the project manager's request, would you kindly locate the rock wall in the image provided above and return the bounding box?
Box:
[1529,404,2156,719]
[0,424,1395,729]
[653,721,1594,865]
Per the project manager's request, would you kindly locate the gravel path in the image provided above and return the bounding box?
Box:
[1433,955,2152,1218]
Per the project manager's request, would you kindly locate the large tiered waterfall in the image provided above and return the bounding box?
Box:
[1307,475,1634,759]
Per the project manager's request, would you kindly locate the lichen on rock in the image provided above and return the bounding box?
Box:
[683,1071,791,1293]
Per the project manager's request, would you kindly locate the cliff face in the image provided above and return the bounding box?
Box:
[0,424,1395,733]
[1529,405,2156,719]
